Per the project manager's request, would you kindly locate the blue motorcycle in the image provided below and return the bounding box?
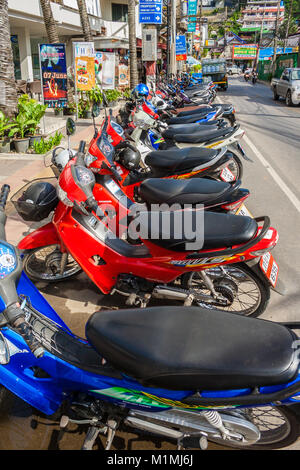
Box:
[0,184,300,450]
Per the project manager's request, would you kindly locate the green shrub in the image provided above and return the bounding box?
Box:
[33,131,63,154]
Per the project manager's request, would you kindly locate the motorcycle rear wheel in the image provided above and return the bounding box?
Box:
[23,245,82,282]
[212,406,300,450]
[182,263,270,317]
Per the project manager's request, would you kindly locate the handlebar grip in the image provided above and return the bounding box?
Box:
[0,185,10,210]
[78,141,86,154]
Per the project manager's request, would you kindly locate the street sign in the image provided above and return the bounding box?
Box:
[139,0,163,24]
[176,35,187,61]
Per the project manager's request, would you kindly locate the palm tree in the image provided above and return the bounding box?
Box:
[77,0,93,42]
[39,0,60,43]
[128,0,138,88]
[0,0,17,116]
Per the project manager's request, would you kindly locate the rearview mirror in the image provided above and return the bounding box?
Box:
[92,103,101,118]
[102,92,109,108]
[66,118,76,136]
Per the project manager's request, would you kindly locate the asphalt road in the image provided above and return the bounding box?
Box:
[218,76,300,324]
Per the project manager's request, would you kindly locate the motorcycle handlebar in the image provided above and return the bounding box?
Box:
[78,140,86,154]
[0,184,45,359]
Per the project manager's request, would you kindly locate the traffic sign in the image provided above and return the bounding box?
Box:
[176,35,187,61]
[139,0,163,24]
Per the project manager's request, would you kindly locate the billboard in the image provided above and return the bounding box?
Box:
[233,44,258,60]
[39,44,68,108]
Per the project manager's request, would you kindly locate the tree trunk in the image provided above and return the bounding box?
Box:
[77,0,93,42]
[0,0,17,117]
[128,0,138,88]
[40,0,59,43]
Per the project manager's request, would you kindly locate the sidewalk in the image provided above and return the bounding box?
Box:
[0,111,109,245]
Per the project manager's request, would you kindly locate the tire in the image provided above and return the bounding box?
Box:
[213,406,300,450]
[0,386,15,419]
[23,245,82,283]
[286,90,294,107]
[182,262,270,317]
[273,88,279,100]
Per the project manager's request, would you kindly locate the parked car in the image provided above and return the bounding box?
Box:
[271,68,300,106]
[227,65,242,75]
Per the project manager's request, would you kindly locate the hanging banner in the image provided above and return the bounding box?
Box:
[118,64,129,87]
[176,35,187,61]
[75,56,96,91]
[102,52,116,89]
[187,0,197,32]
[74,42,95,58]
[95,52,103,85]
[39,44,68,108]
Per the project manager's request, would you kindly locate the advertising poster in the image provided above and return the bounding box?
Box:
[102,52,116,89]
[75,56,96,91]
[39,44,68,108]
[95,52,103,85]
[118,64,129,87]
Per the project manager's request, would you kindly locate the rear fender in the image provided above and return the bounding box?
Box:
[18,223,60,251]
[246,258,286,296]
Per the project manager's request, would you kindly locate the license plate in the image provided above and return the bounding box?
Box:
[220,166,235,182]
[236,204,253,217]
[259,252,279,288]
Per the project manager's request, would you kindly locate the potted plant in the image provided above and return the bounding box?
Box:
[63,102,76,116]
[54,107,64,117]
[17,95,47,147]
[0,111,13,153]
[8,112,35,153]
[78,93,92,119]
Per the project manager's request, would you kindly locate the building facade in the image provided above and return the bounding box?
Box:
[240,0,285,35]
[8,0,142,82]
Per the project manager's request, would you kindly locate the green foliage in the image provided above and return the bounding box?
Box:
[33,131,63,154]
[8,113,35,139]
[0,111,15,139]
[17,95,47,135]
[104,89,123,103]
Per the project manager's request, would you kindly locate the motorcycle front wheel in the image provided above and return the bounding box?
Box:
[23,245,82,282]
[182,263,270,317]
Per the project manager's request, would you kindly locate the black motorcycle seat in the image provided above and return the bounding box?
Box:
[136,210,258,251]
[177,106,213,117]
[167,112,213,125]
[163,124,220,139]
[139,178,233,206]
[174,127,233,144]
[86,307,299,391]
[145,147,220,176]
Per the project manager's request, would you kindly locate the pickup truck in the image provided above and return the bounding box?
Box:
[271,68,300,106]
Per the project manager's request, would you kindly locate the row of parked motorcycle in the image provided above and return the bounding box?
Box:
[0,72,299,451]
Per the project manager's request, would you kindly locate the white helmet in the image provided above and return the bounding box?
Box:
[52,147,76,173]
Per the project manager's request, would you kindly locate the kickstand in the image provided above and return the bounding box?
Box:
[105,419,118,450]
[82,426,101,451]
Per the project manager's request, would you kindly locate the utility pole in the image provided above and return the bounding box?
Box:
[271,0,282,76]
[284,0,293,53]
[169,0,177,76]
[259,1,267,46]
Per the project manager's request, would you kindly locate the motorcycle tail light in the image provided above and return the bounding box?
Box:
[221,194,249,212]
[250,247,273,257]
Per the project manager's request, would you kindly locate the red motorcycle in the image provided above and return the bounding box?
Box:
[16,144,283,317]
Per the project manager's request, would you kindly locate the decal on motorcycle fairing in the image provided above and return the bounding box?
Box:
[174,170,204,179]
[141,393,238,410]
[90,387,238,410]
[169,255,239,268]
[90,387,169,408]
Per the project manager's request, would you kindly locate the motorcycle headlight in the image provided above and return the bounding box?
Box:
[84,152,98,167]
[57,186,74,207]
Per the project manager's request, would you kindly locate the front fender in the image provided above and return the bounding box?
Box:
[18,223,60,251]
